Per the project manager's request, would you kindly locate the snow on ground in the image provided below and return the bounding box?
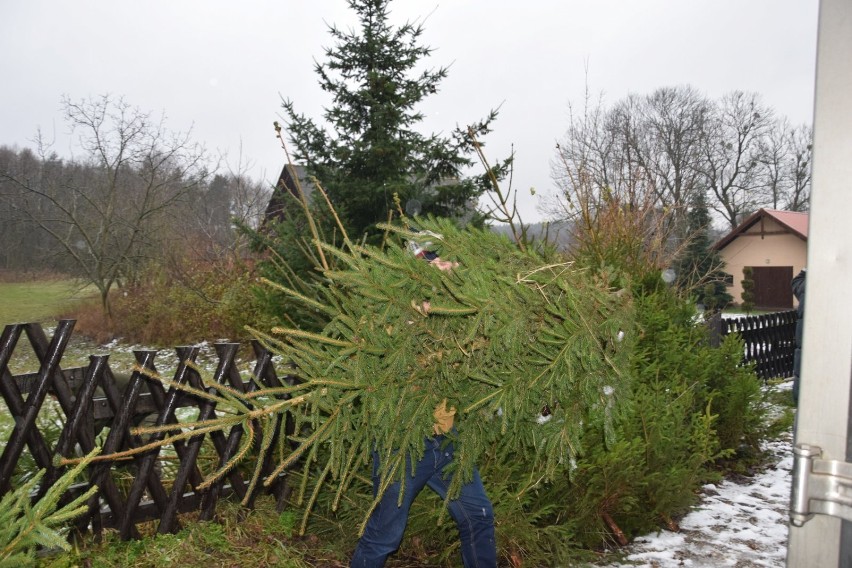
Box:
[598,384,794,568]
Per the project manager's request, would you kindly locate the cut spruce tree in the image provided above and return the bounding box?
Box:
[117,215,635,536]
[247,216,635,532]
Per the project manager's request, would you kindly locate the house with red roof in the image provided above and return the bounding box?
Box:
[712,209,808,309]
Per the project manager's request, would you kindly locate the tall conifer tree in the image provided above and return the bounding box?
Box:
[281,0,504,239]
[674,191,732,310]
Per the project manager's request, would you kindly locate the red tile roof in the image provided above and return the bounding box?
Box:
[766,209,809,237]
[713,208,809,251]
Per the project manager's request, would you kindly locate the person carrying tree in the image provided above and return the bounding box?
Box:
[350,240,497,568]
[792,267,806,404]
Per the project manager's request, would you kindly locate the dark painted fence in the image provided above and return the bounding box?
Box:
[708,310,798,381]
[0,320,297,541]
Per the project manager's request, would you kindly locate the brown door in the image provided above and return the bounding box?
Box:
[751,266,794,309]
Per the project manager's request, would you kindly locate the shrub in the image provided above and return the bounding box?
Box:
[741,266,756,313]
[498,277,763,551]
[71,258,274,347]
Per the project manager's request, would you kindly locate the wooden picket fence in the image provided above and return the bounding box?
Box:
[709,309,798,381]
[0,319,298,541]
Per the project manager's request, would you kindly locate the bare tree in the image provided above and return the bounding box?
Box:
[758,118,791,209]
[0,146,34,271]
[551,85,710,236]
[700,91,773,229]
[0,145,70,272]
[625,86,709,214]
[758,119,812,211]
[174,142,272,262]
[182,169,271,261]
[550,88,617,217]
[0,95,208,316]
[783,124,812,211]
[551,85,810,237]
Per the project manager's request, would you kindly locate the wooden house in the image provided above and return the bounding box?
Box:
[712,208,808,309]
[262,164,315,228]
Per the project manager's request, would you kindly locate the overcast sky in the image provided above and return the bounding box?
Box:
[0,0,819,222]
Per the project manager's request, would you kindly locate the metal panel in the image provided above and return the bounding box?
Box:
[786,0,852,565]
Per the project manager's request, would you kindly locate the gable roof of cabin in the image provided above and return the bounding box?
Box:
[712,208,809,251]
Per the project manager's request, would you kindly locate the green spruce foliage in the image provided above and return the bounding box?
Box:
[100,200,765,564]
[281,0,506,239]
[250,216,635,534]
[563,275,762,544]
[673,192,733,312]
[387,276,762,561]
[741,266,756,313]
[1,450,98,567]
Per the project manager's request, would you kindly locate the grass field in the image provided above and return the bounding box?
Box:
[0,279,97,327]
[1,279,97,439]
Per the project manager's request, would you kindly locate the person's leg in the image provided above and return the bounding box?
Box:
[426,441,496,568]
[351,447,433,567]
[793,347,802,404]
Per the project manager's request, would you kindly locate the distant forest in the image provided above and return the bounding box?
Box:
[0,143,270,278]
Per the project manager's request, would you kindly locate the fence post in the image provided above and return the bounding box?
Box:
[706,312,724,348]
[0,320,75,496]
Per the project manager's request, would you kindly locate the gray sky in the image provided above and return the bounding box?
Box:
[0,0,819,222]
